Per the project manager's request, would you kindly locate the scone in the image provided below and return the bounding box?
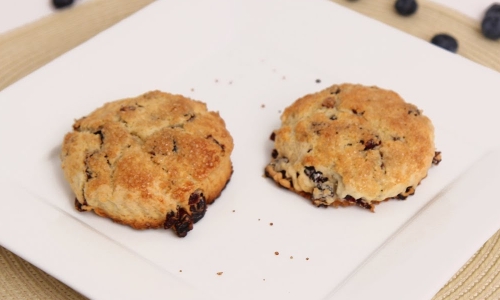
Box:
[61,91,233,237]
[265,84,441,211]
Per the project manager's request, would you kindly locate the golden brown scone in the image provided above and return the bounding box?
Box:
[265,84,441,211]
[61,91,233,237]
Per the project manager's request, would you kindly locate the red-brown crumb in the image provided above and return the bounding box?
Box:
[290,256,293,259]
[217,272,223,276]
[179,270,182,272]
[274,251,279,255]
[261,104,265,108]
[306,257,309,261]
[269,222,273,226]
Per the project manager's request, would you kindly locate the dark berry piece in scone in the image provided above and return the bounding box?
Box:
[265,84,439,211]
[61,91,233,237]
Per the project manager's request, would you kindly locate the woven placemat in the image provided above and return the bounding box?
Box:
[0,0,499,299]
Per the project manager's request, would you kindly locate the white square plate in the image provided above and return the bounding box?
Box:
[1,0,500,299]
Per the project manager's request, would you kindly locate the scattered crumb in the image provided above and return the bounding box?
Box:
[282,76,286,80]
[215,79,219,83]
[315,79,321,83]
[258,218,261,221]
[274,251,279,256]
[306,257,310,261]
[263,278,266,281]
[232,210,235,212]
[278,110,282,113]
[217,272,223,276]
[269,222,273,226]
[290,256,293,259]
[190,88,195,92]
[179,270,182,272]
[229,81,233,85]
[261,104,265,108]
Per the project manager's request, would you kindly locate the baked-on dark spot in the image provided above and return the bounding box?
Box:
[120,105,136,112]
[270,132,276,141]
[432,151,442,165]
[184,113,195,122]
[74,198,87,212]
[312,122,327,135]
[104,154,111,167]
[94,130,104,144]
[352,109,365,116]
[330,86,341,94]
[330,115,337,121]
[397,195,407,200]
[188,190,207,223]
[174,208,193,237]
[396,186,415,200]
[304,166,327,184]
[164,207,194,237]
[307,148,313,153]
[280,170,287,178]
[408,109,421,116]
[344,195,373,210]
[207,135,225,152]
[85,153,96,180]
[272,149,278,159]
[363,139,381,151]
[379,151,386,173]
[172,140,178,153]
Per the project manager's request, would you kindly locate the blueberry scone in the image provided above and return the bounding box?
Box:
[61,91,233,237]
[265,84,441,211]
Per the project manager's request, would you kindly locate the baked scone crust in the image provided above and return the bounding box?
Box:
[265,84,439,210]
[61,91,233,236]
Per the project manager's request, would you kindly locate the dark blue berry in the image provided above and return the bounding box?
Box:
[484,4,500,18]
[53,0,74,9]
[482,16,500,40]
[482,4,500,40]
[430,34,458,53]
[395,0,418,16]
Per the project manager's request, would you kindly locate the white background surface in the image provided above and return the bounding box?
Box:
[0,0,497,35]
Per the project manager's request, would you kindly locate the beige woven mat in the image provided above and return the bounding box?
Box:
[0,0,499,299]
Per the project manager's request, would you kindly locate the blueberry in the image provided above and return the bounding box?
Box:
[53,0,74,9]
[395,0,418,16]
[482,16,500,40]
[482,4,500,40]
[430,34,458,53]
[484,4,500,18]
